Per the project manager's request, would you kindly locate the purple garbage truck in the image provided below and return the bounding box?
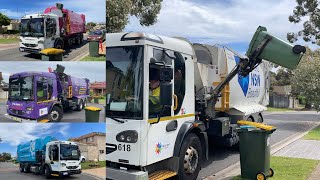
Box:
[6,64,89,122]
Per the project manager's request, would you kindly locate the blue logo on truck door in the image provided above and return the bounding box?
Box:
[234,56,261,97]
[234,56,249,96]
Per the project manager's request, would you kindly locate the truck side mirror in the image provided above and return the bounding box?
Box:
[160,82,173,106]
[160,67,173,81]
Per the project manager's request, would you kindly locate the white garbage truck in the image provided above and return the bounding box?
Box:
[17,136,82,179]
[106,26,305,179]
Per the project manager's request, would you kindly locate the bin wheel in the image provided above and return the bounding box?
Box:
[269,168,274,177]
[256,172,266,180]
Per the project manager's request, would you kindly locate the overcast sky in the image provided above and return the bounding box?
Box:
[0,123,105,156]
[125,0,315,54]
[0,0,105,23]
[0,62,105,83]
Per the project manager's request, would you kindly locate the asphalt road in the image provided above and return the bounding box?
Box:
[198,111,320,179]
[0,101,105,123]
[0,162,99,180]
[0,35,89,61]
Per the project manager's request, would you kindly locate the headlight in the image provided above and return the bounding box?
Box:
[26,107,33,111]
[116,130,138,143]
[38,40,44,44]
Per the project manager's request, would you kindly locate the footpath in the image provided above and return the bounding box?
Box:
[206,125,320,180]
[82,167,106,180]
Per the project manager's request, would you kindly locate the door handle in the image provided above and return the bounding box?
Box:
[173,94,178,111]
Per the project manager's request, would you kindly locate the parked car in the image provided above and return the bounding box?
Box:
[87,30,105,42]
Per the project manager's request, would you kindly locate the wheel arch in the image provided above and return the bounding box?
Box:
[173,121,209,162]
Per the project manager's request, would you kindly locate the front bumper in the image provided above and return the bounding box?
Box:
[19,47,41,54]
[56,169,82,176]
[5,114,36,123]
[106,166,148,180]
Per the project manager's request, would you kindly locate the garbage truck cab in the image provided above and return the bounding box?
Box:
[17,136,82,179]
[106,28,306,179]
[106,33,197,179]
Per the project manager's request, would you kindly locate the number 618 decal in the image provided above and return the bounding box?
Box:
[118,144,131,151]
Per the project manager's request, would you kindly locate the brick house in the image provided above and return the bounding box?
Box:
[70,132,106,161]
[90,81,106,96]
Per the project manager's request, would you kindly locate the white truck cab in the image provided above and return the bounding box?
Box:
[19,13,60,53]
[43,141,82,177]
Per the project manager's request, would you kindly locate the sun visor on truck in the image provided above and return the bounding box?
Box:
[246,26,306,70]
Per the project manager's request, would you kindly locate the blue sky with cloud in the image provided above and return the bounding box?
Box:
[0,0,105,23]
[0,123,105,157]
[125,0,315,54]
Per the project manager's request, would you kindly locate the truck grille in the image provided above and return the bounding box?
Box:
[106,143,117,154]
[22,43,37,47]
[66,166,79,169]
[11,109,24,115]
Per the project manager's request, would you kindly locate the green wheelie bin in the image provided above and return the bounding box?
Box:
[246,26,306,70]
[85,106,102,122]
[89,40,99,57]
[236,125,276,180]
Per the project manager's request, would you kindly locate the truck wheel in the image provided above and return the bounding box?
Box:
[44,165,51,179]
[49,106,63,122]
[247,116,254,122]
[76,36,81,45]
[25,164,30,173]
[257,114,263,123]
[178,133,202,180]
[54,40,64,49]
[76,100,83,111]
[19,164,24,172]
[83,99,87,109]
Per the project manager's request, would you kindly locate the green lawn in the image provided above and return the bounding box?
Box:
[99,98,106,105]
[266,107,295,112]
[304,126,320,140]
[81,55,105,61]
[232,156,319,180]
[81,161,106,170]
[0,38,19,44]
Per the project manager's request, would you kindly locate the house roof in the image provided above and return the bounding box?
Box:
[90,81,106,89]
[69,132,106,141]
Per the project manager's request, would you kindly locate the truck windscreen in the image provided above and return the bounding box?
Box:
[20,18,44,37]
[106,46,144,120]
[60,144,80,161]
[9,76,34,101]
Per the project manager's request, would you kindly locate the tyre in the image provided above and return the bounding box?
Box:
[54,40,64,49]
[256,172,266,180]
[81,158,85,163]
[83,99,87,109]
[44,165,51,179]
[49,106,63,122]
[257,114,264,123]
[76,36,81,45]
[269,168,274,177]
[25,164,30,173]
[76,100,83,111]
[19,164,24,173]
[247,116,254,122]
[178,133,202,180]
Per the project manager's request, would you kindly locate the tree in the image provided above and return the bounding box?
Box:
[106,0,162,33]
[287,0,320,45]
[291,48,320,107]
[87,22,97,27]
[0,152,11,162]
[0,13,10,27]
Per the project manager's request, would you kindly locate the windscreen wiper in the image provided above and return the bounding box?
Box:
[109,117,126,123]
